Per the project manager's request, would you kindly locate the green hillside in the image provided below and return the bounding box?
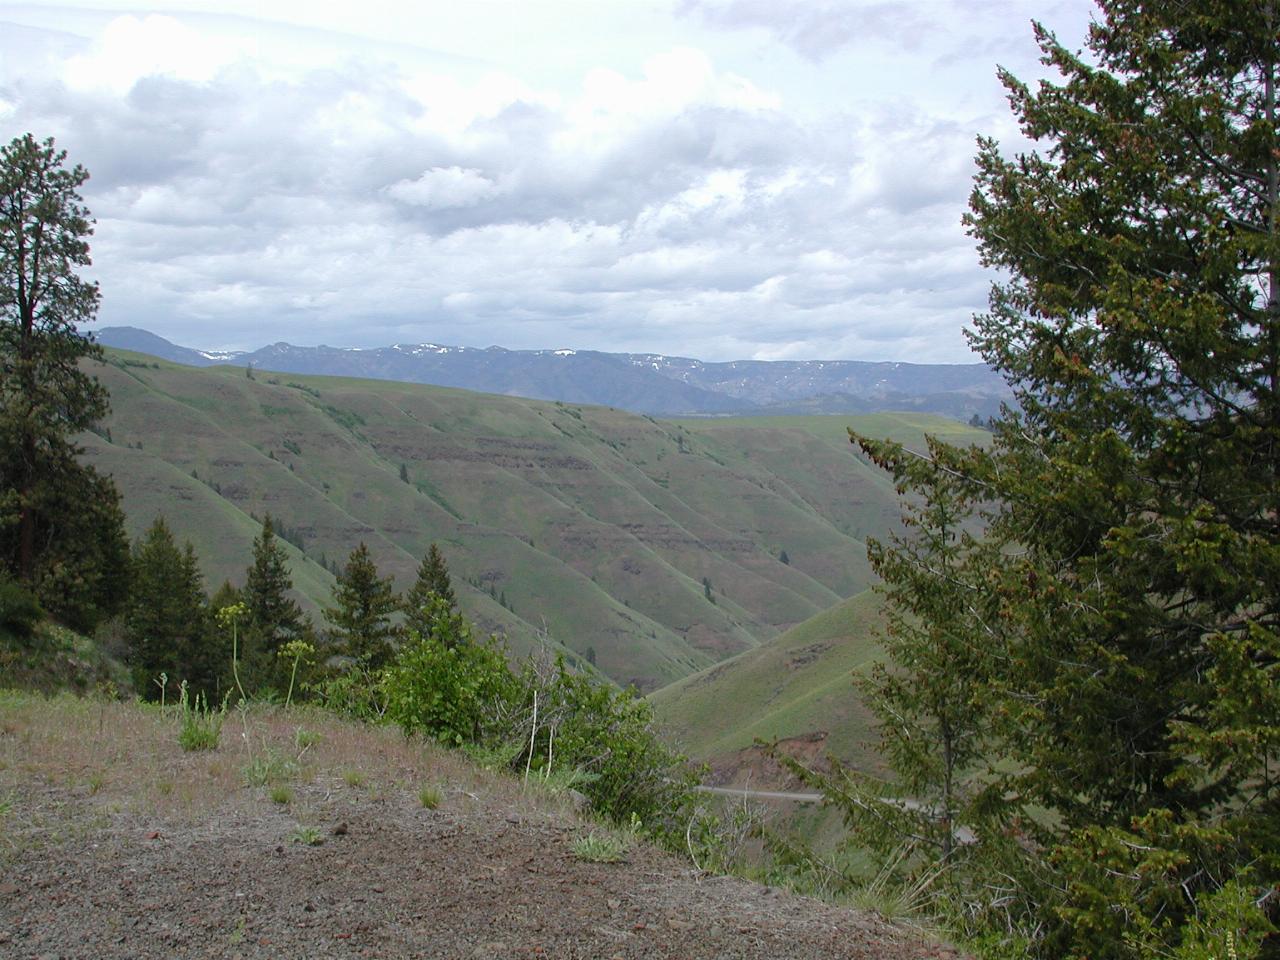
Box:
[650,587,888,776]
[85,351,964,692]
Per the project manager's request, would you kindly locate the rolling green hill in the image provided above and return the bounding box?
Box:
[650,587,889,781]
[85,351,987,692]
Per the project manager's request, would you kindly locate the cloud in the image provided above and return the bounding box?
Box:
[387,167,501,209]
[678,0,939,61]
[0,4,1062,363]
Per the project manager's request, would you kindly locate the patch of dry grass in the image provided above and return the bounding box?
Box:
[0,689,514,861]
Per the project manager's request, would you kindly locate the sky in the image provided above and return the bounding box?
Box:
[0,0,1097,362]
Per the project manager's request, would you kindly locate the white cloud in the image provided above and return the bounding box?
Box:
[63,14,256,93]
[0,1,1098,362]
[387,167,501,209]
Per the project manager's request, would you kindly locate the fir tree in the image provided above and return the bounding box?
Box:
[124,517,213,698]
[242,514,308,692]
[323,541,398,669]
[403,543,457,639]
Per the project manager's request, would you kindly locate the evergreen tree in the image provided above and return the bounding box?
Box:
[849,438,996,866]
[323,541,398,669]
[0,133,127,630]
[403,543,457,639]
[124,517,214,698]
[836,3,1280,955]
[242,515,307,692]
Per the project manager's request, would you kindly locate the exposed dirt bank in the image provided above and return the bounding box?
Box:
[0,694,964,959]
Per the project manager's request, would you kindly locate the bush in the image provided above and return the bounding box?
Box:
[383,602,517,745]
[308,666,388,722]
[507,657,702,844]
[381,603,704,848]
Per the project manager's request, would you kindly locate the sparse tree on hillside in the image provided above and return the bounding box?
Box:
[324,541,398,669]
[125,516,215,698]
[403,543,457,640]
[0,133,127,630]
[242,515,309,691]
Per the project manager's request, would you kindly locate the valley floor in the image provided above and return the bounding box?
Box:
[0,695,962,960]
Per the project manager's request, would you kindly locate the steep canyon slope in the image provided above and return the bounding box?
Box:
[85,351,987,691]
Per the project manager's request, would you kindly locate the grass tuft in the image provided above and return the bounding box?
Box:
[289,825,323,846]
[177,684,224,752]
[243,749,298,787]
[571,831,627,863]
[418,784,442,809]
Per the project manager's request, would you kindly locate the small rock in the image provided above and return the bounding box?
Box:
[0,883,19,897]
[330,822,348,836]
[606,898,620,911]
[667,918,694,930]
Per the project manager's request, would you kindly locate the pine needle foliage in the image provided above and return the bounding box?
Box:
[804,4,1280,957]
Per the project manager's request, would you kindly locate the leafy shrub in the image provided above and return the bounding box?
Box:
[379,602,704,849]
[509,659,701,841]
[308,666,388,722]
[383,603,516,745]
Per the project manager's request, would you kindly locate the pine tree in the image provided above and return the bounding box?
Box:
[0,133,127,630]
[844,3,1280,955]
[846,437,997,866]
[403,543,457,639]
[124,517,214,698]
[242,515,308,692]
[323,542,398,669]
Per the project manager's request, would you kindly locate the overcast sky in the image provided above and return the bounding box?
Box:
[1,1,1096,361]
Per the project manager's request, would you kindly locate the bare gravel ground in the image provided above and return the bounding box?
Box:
[0,693,965,960]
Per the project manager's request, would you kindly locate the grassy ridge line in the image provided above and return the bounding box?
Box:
[91,356,594,666]
[89,354,749,683]
[87,350,949,691]
[651,588,887,773]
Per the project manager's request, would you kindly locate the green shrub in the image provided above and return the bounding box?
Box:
[308,667,388,722]
[381,602,702,850]
[509,658,701,843]
[383,602,517,745]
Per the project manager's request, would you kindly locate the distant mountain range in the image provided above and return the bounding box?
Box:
[97,326,1012,419]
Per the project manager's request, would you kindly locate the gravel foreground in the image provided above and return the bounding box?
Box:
[0,695,966,960]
